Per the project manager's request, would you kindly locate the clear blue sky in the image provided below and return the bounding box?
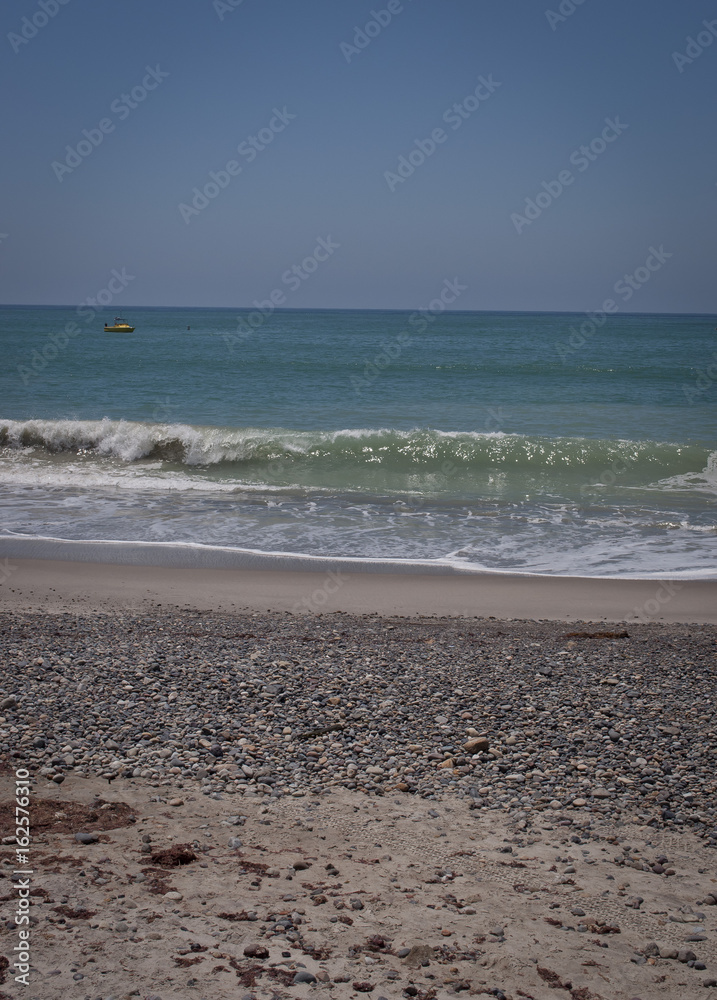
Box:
[1,0,715,312]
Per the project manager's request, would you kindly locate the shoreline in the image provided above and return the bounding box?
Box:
[1,552,716,622]
[4,533,714,581]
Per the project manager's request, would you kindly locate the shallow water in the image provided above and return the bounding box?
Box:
[1,306,715,576]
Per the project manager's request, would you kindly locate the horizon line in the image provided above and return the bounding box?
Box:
[1,303,716,318]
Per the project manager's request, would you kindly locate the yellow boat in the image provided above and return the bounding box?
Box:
[104,317,135,332]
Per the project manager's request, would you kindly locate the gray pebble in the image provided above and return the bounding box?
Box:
[75,832,99,845]
[2,609,715,829]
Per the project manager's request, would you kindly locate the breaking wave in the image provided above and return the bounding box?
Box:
[0,418,712,480]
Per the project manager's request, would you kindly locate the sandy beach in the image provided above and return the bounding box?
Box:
[1,769,717,1000]
[1,553,716,623]
[0,582,716,999]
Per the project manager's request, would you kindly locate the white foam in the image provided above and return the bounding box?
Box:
[653,450,717,495]
[0,459,265,494]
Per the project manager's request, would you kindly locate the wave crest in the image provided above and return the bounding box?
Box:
[0,417,712,476]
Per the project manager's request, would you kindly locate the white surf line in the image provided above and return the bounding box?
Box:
[0,535,714,580]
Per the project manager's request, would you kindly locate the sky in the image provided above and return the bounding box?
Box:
[1,0,716,312]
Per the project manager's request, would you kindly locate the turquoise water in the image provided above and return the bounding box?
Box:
[1,306,715,576]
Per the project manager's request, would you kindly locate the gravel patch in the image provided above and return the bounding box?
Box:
[1,610,715,837]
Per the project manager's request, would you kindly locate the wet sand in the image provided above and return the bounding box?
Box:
[2,556,715,622]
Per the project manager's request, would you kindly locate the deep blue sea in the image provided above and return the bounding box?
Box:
[1,306,716,577]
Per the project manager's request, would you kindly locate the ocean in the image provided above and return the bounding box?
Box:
[1,305,715,578]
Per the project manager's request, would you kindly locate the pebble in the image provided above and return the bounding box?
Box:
[74,832,98,845]
[1,610,715,830]
[464,736,489,753]
[293,970,317,984]
[403,945,434,968]
[243,944,269,959]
